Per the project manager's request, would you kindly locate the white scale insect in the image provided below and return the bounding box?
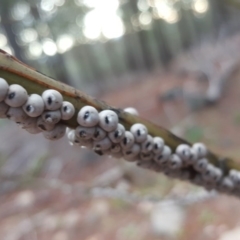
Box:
[1,79,240,196]
[99,110,119,132]
[61,101,75,120]
[23,94,45,117]
[130,123,148,143]
[77,106,99,127]
[5,84,28,107]
[42,89,63,110]
[0,78,9,102]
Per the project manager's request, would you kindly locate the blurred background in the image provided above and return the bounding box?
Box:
[1,0,240,239]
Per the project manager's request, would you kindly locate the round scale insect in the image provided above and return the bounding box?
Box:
[20,117,38,129]
[77,106,99,127]
[141,134,153,154]
[6,107,29,124]
[187,148,199,165]
[168,154,183,170]
[202,164,222,183]
[108,123,125,143]
[229,169,240,187]
[152,137,164,154]
[24,124,42,134]
[93,137,112,151]
[193,158,208,173]
[130,123,148,143]
[213,167,223,183]
[79,139,94,149]
[23,94,45,117]
[5,84,28,107]
[120,131,135,150]
[218,177,234,193]
[92,127,107,141]
[123,143,140,161]
[75,126,95,140]
[67,130,81,146]
[61,101,75,120]
[123,107,139,116]
[66,127,73,135]
[176,144,191,163]
[110,144,121,153]
[139,152,153,161]
[41,110,61,124]
[110,151,123,159]
[37,117,55,131]
[67,128,93,148]
[93,148,110,156]
[43,124,66,140]
[192,142,208,159]
[0,102,9,118]
[99,110,119,132]
[0,78,9,102]
[153,145,172,166]
[42,89,63,110]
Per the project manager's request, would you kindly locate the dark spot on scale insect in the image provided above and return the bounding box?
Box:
[95,149,103,156]
[137,129,141,136]
[105,116,110,124]
[45,114,51,119]
[26,105,32,112]
[94,130,99,138]
[84,111,89,120]
[114,131,119,138]
[47,97,52,105]
[158,155,163,160]
[112,145,117,150]
[154,144,158,149]
[8,92,15,99]
[63,106,68,112]
[79,130,86,137]
[38,124,46,131]
[146,142,151,148]
[123,137,127,145]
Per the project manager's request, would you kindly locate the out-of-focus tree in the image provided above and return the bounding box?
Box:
[0,0,231,93]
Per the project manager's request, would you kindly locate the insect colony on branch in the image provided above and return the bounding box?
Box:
[0,77,239,196]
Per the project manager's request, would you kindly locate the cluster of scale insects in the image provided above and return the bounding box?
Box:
[0,77,240,196]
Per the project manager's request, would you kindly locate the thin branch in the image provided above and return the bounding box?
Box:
[0,49,240,196]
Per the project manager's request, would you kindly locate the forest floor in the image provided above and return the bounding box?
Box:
[0,67,239,240]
